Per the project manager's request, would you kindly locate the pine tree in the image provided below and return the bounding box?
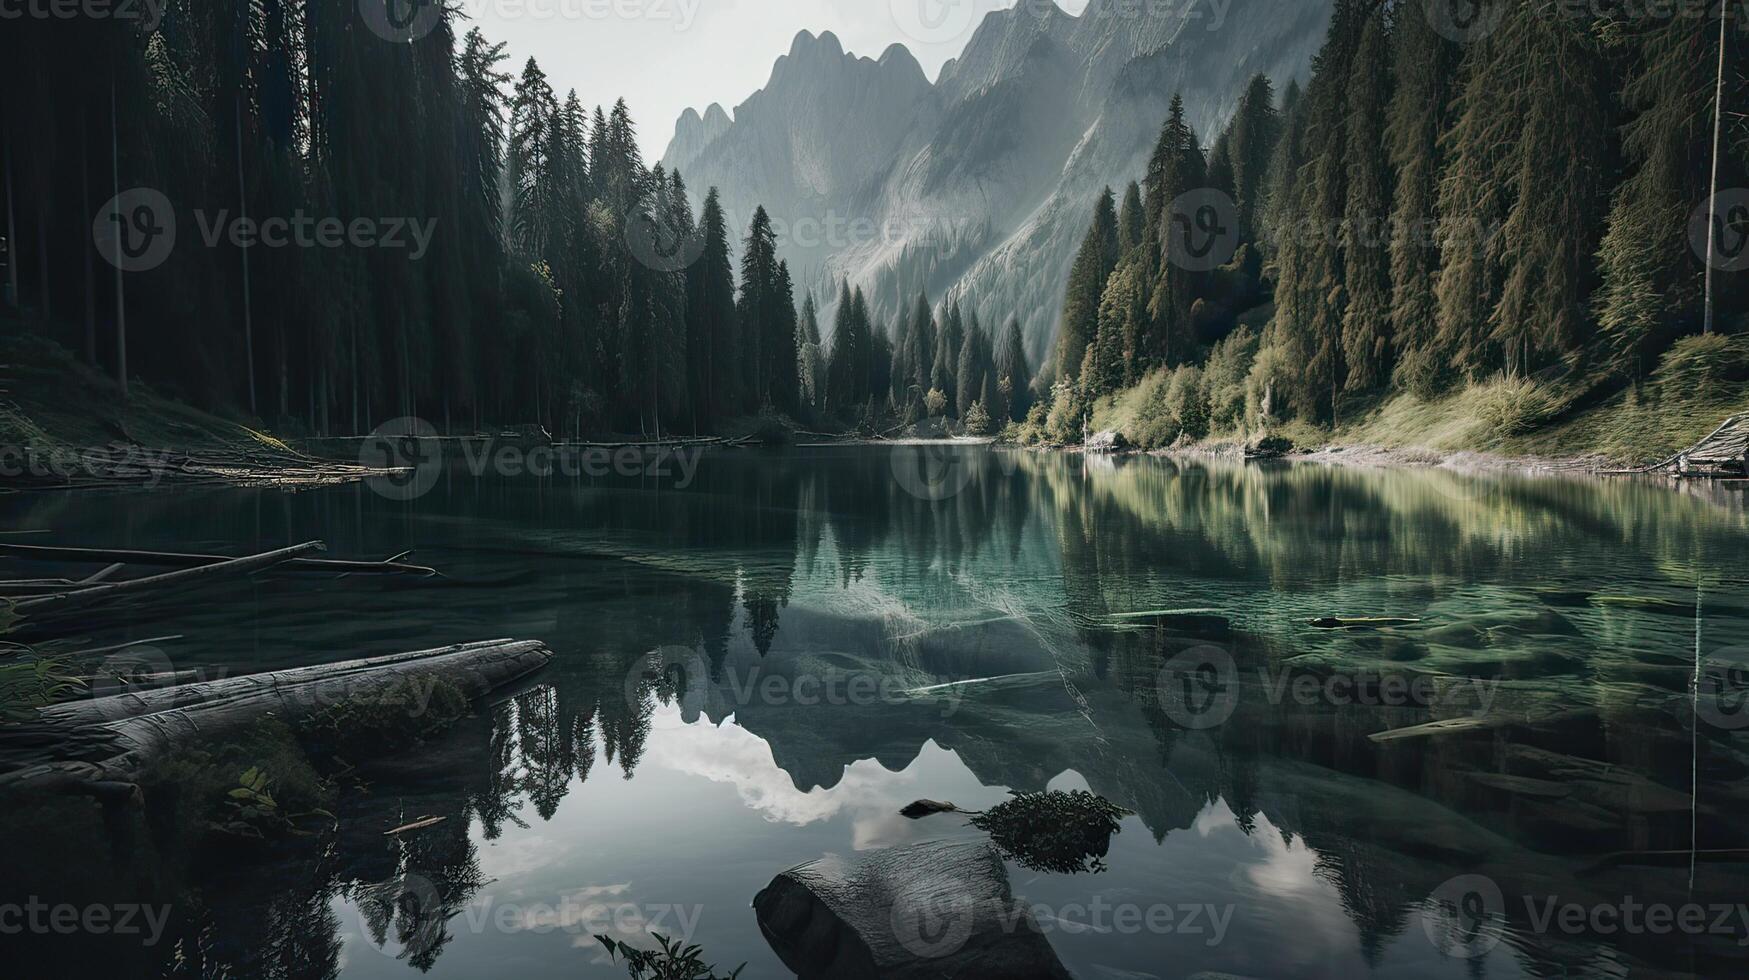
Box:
[1385,2,1455,396]
[1144,96,1205,372]
[997,316,1031,422]
[1117,181,1145,257]
[1338,10,1392,391]
[1229,73,1281,241]
[1056,188,1120,383]
[1592,17,1733,375]
[688,188,740,423]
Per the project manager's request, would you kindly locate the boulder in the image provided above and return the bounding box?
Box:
[752,839,1071,980]
[1085,429,1129,453]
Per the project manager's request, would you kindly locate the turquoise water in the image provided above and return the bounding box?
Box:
[7,447,1749,978]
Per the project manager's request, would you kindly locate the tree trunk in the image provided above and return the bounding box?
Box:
[109,80,127,399]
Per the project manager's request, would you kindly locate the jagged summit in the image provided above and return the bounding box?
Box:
[663,0,1333,364]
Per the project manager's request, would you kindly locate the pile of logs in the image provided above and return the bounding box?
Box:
[2,442,409,492]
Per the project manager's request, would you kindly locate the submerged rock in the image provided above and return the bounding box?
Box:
[752,839,1071,980]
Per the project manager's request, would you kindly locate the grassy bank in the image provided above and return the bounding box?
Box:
[1,331,289,455]
[1019,333,1749,468]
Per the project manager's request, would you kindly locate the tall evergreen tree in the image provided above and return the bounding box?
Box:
[1056,188,1120,383]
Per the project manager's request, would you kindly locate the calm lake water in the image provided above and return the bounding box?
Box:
[8,446,1749,979]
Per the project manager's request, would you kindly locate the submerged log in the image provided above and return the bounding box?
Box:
[0,542,436,577]
[2,639,553,792]
[12,541,328,621]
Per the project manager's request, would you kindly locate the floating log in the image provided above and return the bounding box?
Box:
[2,638,553,792]
[0,542,436,578]
[38,638,523,728]
[11,541,328,624]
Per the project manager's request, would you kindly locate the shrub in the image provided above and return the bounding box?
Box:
[1652,334,1749,404]
[1245,340,1298,427]
[963,400,993,435]
[1044,380,1083,444]
[1203,327,1258,431]
[1164,366,1210,442]
[1471,373,1557,437]
[924,387,948,418]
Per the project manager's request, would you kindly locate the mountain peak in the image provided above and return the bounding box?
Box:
[789,29,844,60]
[703,103,730,127]
[878,42,922,76]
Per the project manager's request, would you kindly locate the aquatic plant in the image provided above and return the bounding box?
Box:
[969,790,1133,875]
[596,933,744,980]
[901,789,1133,874]
[0,611,85,722]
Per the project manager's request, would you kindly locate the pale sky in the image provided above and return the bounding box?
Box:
[461,0,1091,162]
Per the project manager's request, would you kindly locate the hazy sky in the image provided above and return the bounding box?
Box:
[463,0,1091,162]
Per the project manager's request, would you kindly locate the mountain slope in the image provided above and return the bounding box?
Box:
[661,0,1332,370]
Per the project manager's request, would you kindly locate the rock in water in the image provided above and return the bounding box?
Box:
[1086,430,1129,453]
[752,839,1071,980]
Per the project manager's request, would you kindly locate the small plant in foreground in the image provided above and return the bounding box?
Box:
[596,933,744,980]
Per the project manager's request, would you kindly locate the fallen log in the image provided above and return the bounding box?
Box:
[11,541,327,625]
[39,638,522,727]
[0,542,437,578]
[2,638,552,791]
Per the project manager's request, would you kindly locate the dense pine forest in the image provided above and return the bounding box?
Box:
[0,4,1037,439]
[1039,0,1749,448]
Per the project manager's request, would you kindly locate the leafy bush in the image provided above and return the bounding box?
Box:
[924,388,948,418]
[1245,340,1298,426]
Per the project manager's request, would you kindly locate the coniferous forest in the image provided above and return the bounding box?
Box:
[0,3,1038,440]
[1039,0,1749,448]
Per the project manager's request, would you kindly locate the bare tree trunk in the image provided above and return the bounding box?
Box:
[81,117,96,365]
[1702,4,1728,335]
[109,80,127,399]
[235,96,258,413]
[3,131,17,312]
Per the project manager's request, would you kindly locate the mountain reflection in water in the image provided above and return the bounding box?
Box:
[6,447,1747,979]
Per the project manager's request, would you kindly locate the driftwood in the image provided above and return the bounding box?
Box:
[0,542,436,578]
[2,442,404,492]
[11,541,328,623]
[1,639,552,793]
